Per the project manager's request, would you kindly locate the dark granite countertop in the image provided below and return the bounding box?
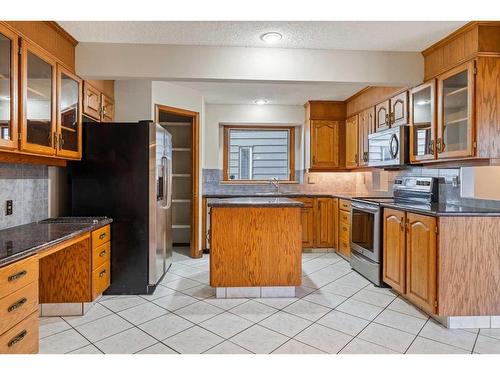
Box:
[380,202,500,217]
[208,197,305,208]
[0,218,113,267]
[203,192,359,200]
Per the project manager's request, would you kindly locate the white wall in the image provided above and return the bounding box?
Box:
[204,104,305,170]
[115,80,153,122]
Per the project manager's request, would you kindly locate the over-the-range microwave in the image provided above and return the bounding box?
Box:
[368,125,409,168]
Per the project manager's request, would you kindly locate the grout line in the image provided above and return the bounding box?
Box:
[403,316,430,354]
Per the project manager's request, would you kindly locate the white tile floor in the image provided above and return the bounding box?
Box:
[38,249,500,354]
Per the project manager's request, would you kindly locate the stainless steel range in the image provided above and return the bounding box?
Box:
[350,176,440,286]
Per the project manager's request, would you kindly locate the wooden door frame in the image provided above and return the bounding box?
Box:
[155,104,201,259]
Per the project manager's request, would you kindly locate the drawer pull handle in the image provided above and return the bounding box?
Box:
[99,250,107,257]
[8,330,27,347]
[99,270,107,278]
[8,270,27,282]
[99,233,106,240]
[7,298,27,313]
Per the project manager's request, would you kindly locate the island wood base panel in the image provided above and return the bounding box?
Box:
[210,206,302,287]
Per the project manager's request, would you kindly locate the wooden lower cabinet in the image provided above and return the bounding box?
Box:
[315,198,337,248]
[0,311,39,354]
[382,209,406,294]
[405,212,437,314]
[337,199,351,258]
[295,198,315,248]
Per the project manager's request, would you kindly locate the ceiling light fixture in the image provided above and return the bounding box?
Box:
[254,99,269,105]
[260,32,282,44]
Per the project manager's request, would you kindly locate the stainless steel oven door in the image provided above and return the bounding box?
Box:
[350,202,380,263]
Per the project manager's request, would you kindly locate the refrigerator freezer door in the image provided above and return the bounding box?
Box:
[164,131,173,271]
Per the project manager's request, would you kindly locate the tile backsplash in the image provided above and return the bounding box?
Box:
[0,163,49,230]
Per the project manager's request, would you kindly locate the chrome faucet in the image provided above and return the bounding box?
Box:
[270,178,281,194]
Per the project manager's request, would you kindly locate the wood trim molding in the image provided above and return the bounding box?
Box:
[0,151,67,167]
[155,104,201,259]
[345,86,406,117]
[48,22,78,46]
[221,124,297,183]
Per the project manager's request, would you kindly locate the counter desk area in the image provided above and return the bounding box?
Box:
[208,197,303,298]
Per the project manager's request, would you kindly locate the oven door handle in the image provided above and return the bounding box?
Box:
[351,249,378,265]
[351,202,380,213]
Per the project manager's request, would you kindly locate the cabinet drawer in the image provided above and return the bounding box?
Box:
[0,311,38,354]
[92,225,110,248]
[92,242,110,271]
[0,282,38,335]
[92,261,110,299]
[340,211,351,225]
[339,199,351,211]
[0,257,38,299]
[340,222,350,242]
[294,197,314,208]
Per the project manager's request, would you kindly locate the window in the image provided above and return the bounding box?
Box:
[223,125,295,182]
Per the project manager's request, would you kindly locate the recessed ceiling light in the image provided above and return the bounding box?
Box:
[260,32,282,44]
[254,99,269,105]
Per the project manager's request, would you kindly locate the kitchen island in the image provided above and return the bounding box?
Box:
[208,197,303,298]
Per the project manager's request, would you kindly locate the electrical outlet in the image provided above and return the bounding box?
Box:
[5,200,13,216]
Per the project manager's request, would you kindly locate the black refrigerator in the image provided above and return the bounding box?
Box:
[69,121,173,295]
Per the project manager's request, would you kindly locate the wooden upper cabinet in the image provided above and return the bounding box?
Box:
[410,81,436,163]
[375,100,390,132]
[56,64,82,159]
[345,115,359,168]
[19,39,57,156]
[310,120,341,169]
[437,61,475,159]
[405,212,437,314]
[83,81,101,121]
[358,108,374,166]
[101,94,114,123]
[390,91,409,127]
[0,25,18,151]
[315,198,336,248]
[383,209,406,294]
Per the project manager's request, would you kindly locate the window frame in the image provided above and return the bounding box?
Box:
[222,124,296,183]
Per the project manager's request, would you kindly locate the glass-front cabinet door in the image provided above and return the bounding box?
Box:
[437,61,475,159]
[410,81,436,162]
[0,24,18,150]
[57,64,82,159]
[19,40,57,155]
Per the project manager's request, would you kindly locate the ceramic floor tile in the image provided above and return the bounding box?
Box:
[138,313,194,341]
[163,326,224,354]
[335,299,384,321]
[174,300,224,324]
[117,301,168,325]
[301,253,325,261]
[302,264,351,288]
[169,265,206,277]
[230,300,278,323]
[185,271,210,284]
[160,272,182,284]
[99,295,148,313]
[76,314,133,342]
[339,338,398,354]
[302,259,335,275]
[320,282,363,298]
[199,312,254,339]
[386,297,428,320]
[259,311,312,337]
[407,337,470,354]
[473,335,500,354]
[351,289,396,308]
[182,284,215,299]
[164,277,201,291]
[302,290,347,309]
[295,285,317,298]
[419,319,477,351]
[358,322,416,353]
[374,309,427,335]
[68,344,102,354]
[478,328,500,340]
[253,298,299,310]
[39,329,90,354]
[94,327,157,354]
[294,323,353,354]
[283,299,331,322]
[204,341,252,354]
[362,284,397,297]
[136,342,178,354]
[317,310,370,336]
[332,271,372,289]
[152,292,199,311]
[140,285,177,301]
[204,297,249,310]
[63,303,113,328]
[272,339,326,354]
[39,317,72,339]
[230,325,289,354]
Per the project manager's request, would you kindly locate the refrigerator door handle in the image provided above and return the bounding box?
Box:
[164,157,173,209]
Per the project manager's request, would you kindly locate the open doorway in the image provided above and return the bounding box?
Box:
[155,104,201,259]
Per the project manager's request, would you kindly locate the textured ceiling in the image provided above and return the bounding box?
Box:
[170,80,367,105]
[59,21,467,52]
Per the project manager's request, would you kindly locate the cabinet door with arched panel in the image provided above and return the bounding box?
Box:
[390,91,409,127]
[375,100,390,132]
